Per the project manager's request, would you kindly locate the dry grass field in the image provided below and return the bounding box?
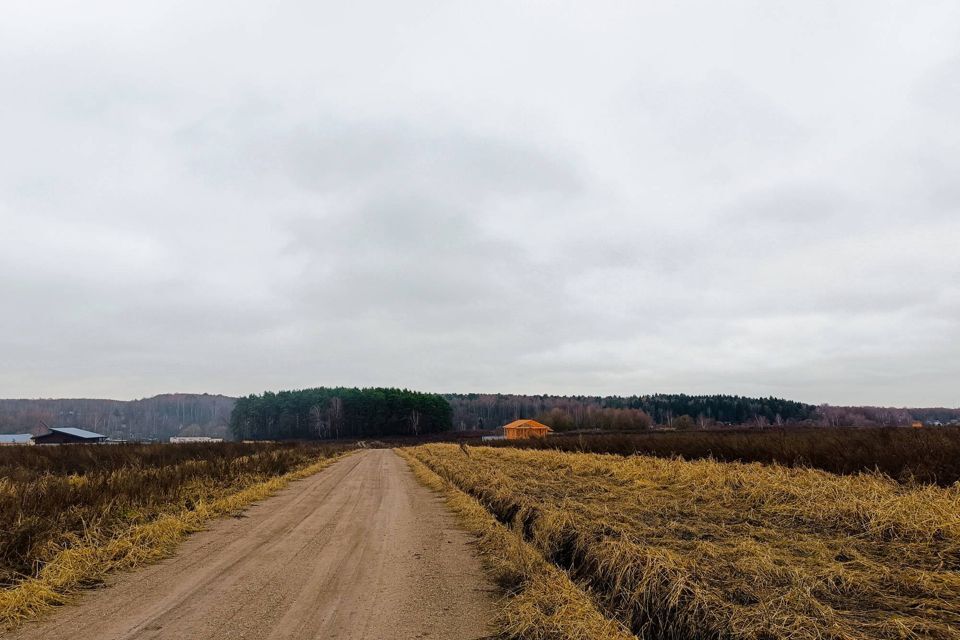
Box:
[489,427,960,485]
[406,444,960,640]
[0,442,347,626]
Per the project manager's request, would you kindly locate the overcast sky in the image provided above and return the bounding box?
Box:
[1,1,958,405]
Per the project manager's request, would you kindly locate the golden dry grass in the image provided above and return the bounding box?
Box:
[407,444,960,640]
[0,449,350,628]
[396,448,634,640]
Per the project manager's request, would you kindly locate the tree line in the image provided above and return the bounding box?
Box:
[5,391,953,440]
[0,394,234,441]
[444,393,816,431]
[229,387,452,440]
[815,405,960,427]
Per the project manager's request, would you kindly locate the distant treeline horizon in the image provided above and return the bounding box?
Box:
[229,390,822,440]
[445,394,960,431]
[0,391,958,439]
[224,389,960,440]
[445,393,815,431]
[0,394,234,441]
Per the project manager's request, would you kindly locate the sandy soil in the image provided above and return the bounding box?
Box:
[7,449,495,640]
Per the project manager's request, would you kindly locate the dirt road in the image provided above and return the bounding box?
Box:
[8,449,495,640]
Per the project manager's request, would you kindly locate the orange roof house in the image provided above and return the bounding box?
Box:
[502,419,553,440]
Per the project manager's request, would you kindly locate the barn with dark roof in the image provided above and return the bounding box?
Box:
[32,427,107,445]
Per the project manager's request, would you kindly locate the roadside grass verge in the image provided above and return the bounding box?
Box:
[0,444,349,628]
[396,448,634,640]
[406,444,960,640]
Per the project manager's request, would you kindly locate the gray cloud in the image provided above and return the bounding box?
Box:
[0,0,958,405]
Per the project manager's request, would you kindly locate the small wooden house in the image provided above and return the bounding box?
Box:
[502,419,552,440]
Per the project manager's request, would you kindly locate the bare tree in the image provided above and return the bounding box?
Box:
[328,397,343,439]
[310,404,328,439]
[409,409,421,436]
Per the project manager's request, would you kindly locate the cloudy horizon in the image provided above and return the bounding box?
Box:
[1,1,959,406]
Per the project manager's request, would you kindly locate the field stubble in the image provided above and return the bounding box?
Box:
[489,427,960,486]
[0,442,347,626]
[408,444,960,640]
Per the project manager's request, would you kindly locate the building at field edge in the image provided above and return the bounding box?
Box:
[32,427,107,445]
[501,419,553,440]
